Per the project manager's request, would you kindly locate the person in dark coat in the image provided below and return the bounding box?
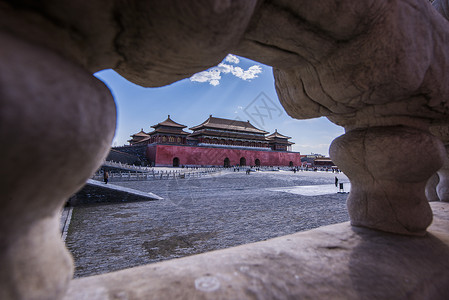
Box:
[103,170,109,184]
[335,176,338,187]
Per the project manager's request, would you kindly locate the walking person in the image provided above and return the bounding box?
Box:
[103,170,109,184]
[335,176,338,188]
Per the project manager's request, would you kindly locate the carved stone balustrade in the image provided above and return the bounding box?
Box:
[439,146,449,201]
[0,31,116,299]
[0,0,448,299]
[426,173,441,202]
[431,125,449,202]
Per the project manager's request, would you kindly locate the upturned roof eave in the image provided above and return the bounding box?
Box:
[151,115,187,129]
[148,129,190,135]
[190,115,268,134]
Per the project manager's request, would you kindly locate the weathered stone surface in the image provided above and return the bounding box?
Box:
[430,126,449,202]
[113,0,259,87]
[426,173,441,201]
[0,32,116,299]
[1,0,449,298]
[0,1,257,87]
[2,0,448,126]
[437,145,449,202]
[431,124,449,144]
[266,0,449,129]
[63,202,449,300]
[330,126,446,235]
[0,1,120,72]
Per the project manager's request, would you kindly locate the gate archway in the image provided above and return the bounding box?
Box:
[173,157,180,167]
[255,158,260,167]
[240,157,246,166]
[224,157,230,167]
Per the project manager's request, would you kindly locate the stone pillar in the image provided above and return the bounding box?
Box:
[330,126,446,235]
[0,32,116,299]
[437,145,449,202]
[426,173,440,202]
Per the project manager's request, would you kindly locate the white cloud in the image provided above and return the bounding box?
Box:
[231,66,244,78]
[190,68,222,86]
[216,63,233,74]
[225,54,240,64]
[235,65,262,80]
[190,55,262,86]
[208,79,219,86]
[247,65,263,78]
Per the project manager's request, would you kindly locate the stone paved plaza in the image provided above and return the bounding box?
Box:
[66,170,350,278]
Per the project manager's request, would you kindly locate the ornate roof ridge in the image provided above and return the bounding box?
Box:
[151,115,187,129]
[266,129,292,140]
[190,115,269,134]
[130,128,150,137]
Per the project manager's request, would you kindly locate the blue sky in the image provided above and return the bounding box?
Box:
[95,55,344,156]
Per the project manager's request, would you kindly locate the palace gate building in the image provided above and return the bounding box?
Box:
[128,115,301,167]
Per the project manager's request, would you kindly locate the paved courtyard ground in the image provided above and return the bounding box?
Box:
[66,170,350,278]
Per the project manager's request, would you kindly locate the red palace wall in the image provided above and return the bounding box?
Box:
[146,144,301,167]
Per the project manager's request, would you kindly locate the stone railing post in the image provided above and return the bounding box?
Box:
[330,126,446,235]
[437,145,449,202]
[426,173,440,202]
[429,126,449,202]
[0,32,116,299]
